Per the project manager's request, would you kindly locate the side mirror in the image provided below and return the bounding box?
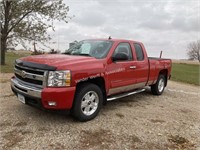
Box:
[112,52,129,62]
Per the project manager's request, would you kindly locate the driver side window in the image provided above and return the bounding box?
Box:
[113,43,133,61]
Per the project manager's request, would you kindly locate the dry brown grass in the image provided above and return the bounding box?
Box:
[172,59,200,65]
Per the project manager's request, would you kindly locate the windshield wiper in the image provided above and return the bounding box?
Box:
[63,52,92,57]
[78,53,91,57]
[62,52,71,55]
[72,53,92,57]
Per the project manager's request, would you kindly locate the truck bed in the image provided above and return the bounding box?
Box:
[147,57,172,86]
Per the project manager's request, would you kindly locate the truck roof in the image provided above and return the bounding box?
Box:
[84,38,142,44]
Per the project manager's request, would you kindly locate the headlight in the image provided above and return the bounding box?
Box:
[47,70,71,87]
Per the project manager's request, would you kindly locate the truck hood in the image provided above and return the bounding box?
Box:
[20,54,101,70]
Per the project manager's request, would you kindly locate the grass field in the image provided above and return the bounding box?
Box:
[171,63,200,85]
[0,51,31,73]
[1,52,200,85]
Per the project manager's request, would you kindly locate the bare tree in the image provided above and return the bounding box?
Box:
[187,40,200,63]
[0,0,70,65]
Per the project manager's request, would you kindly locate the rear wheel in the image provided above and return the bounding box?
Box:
[71,83,103,121]
[151,74,166,95]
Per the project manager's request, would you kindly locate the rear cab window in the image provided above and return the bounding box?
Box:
[133,43,144,61]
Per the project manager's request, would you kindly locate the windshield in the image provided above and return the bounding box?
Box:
[64,40,113,59]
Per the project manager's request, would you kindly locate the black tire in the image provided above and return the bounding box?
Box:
[151,74,166,95]
[71,83,103,122]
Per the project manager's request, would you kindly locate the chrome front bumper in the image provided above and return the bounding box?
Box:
[11,78,42,98]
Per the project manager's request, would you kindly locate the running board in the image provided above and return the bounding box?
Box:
[107,89,146,101]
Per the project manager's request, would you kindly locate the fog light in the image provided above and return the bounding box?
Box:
[48,101,57,106]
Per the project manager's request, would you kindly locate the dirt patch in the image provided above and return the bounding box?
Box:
[79,128,142,149]
[150,119,165,123]
[0,122,12,129]
[116,112,124,118]
[2,94,15,98]
[2,130,24,149]
[0,79,10,83]
[14,121,28,127]
[48,142,66,150]
[168,135,195,150]
[38,127,51,132]
[179,108,192,114]
[80,128,114,149]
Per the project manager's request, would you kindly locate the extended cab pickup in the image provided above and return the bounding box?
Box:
[11,39,172,121]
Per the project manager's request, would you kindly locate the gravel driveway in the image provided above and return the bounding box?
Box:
[0,73,200,150]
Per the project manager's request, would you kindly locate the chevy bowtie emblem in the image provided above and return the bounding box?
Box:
[21,71,26,78]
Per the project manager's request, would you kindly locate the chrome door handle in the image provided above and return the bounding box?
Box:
[130,66,136,69]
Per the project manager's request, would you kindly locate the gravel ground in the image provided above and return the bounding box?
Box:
[0,73,200,150]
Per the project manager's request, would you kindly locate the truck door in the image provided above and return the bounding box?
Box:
[132,43,149,85]
[107,42,137,95]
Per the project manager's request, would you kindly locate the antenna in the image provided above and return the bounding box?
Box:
[108,36,112,40]
[160,51,163,58]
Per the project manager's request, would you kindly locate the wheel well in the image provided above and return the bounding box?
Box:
[159,69,168,86]
[76,77,107,105]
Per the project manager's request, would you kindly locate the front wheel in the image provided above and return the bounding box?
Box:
[151,74,166,95]
[71,83,103,121]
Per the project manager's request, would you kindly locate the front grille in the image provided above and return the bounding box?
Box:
[14,64,46,87]
[15,74,43,85]
[15,65,44,75]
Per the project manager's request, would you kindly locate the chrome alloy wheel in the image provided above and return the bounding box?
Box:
[81,91,99,116]
[158,78,165,92]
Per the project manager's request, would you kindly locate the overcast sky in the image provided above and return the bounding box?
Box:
[46,0,199,59]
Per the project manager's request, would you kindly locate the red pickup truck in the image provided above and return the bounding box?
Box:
[11,39,172,121]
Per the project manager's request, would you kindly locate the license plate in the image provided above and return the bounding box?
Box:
[18,94,25,104]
